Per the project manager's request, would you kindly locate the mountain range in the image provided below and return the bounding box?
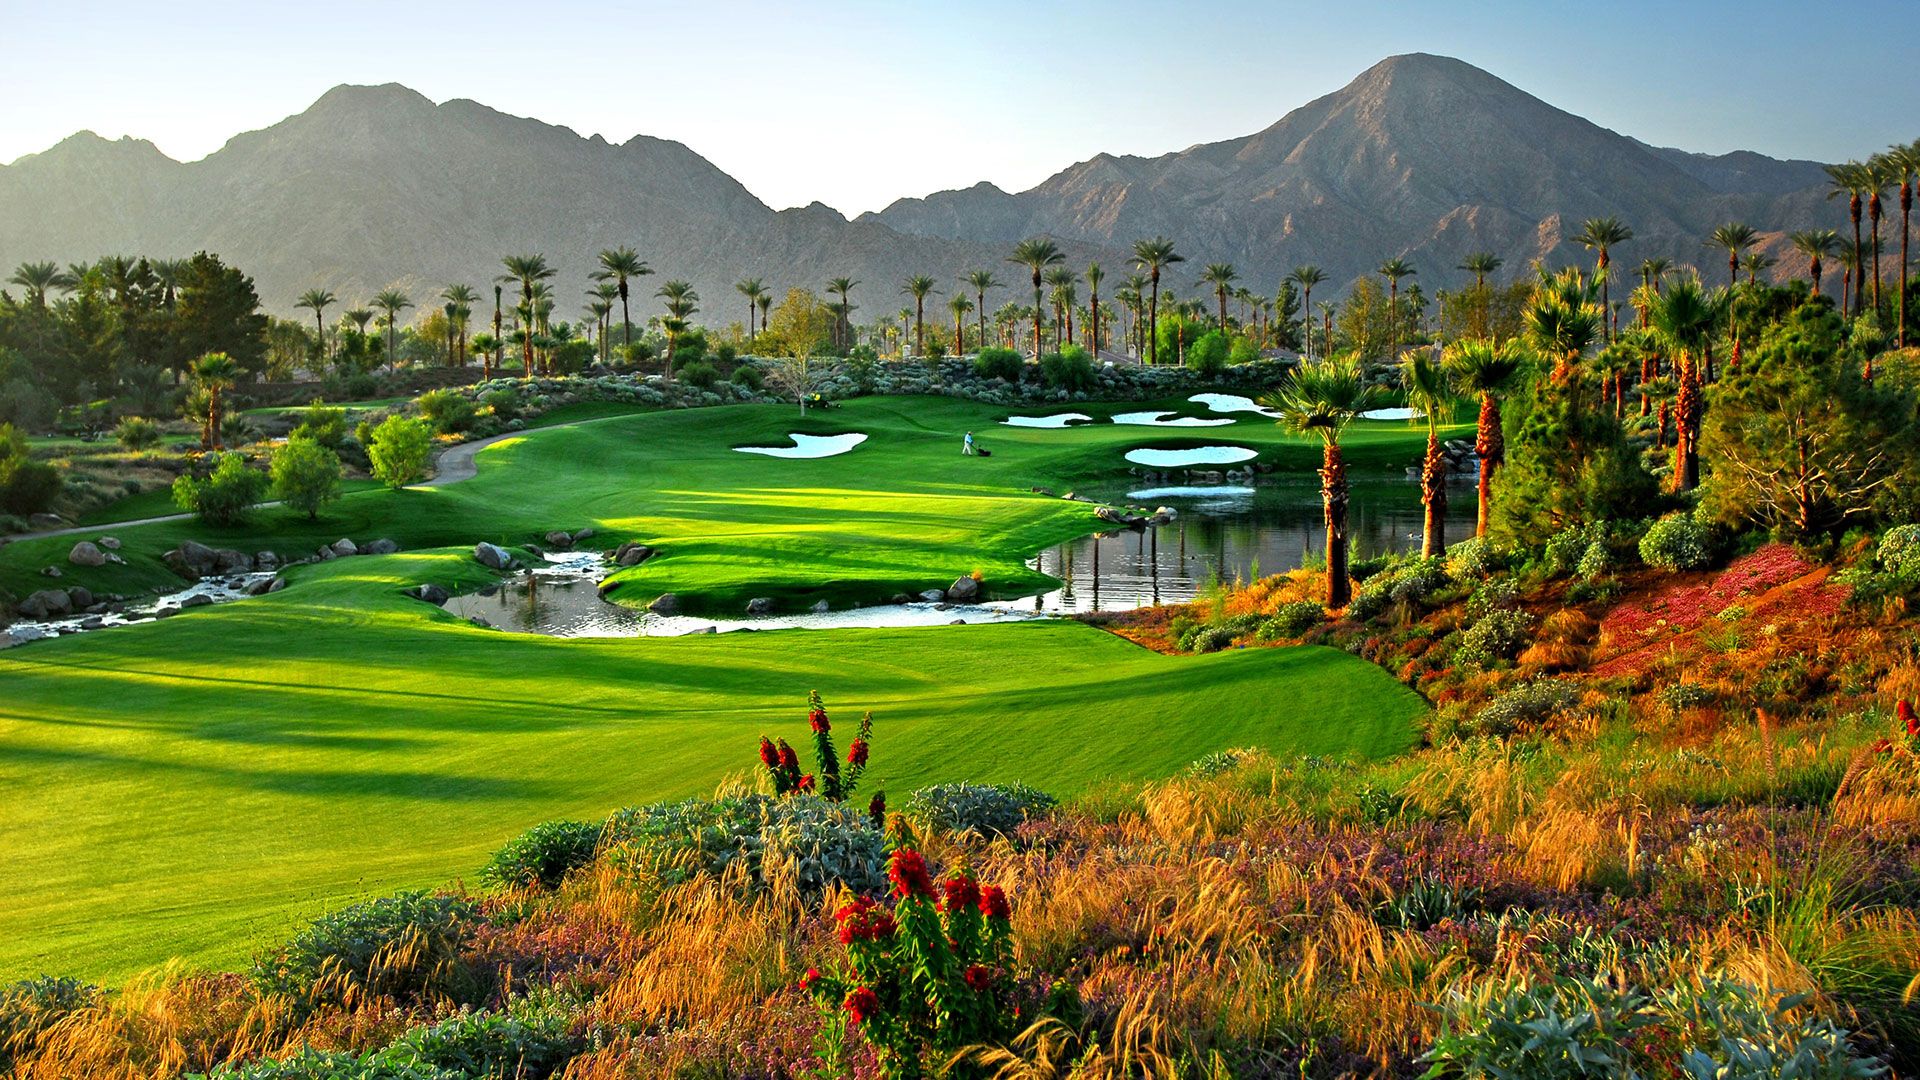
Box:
[0,54,1852,323]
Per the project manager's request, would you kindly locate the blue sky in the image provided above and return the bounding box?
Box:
[4,0,1914,213]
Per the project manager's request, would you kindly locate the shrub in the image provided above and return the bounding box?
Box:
[1350,559,1451,620]
[271,437,343,520]
[1039,346,1095,392]
[678,361,720,389]
[1422,977,1653,1079]
[381,994,582,1080]
[207,1049,458,1079]
[1229,335,1261,365]
[1375,878,1482,930]
[481,820,602,889]
[416,390,477,435]
[1185,330,1230,377]
[1575,538,1611,580]
[1543,522,1604,577]
[1185,624,1235,653]
[1187,749,1251,777]
[1259,599,1326,640]
[1446,536,1502,581]
[0,424,61,515]
[368,416,433,490]
[729,364,763,390]
[1465,577,1521,620]
[114,416,160,451]
[1876,524,1920,576]
[0,976,99,1070]
[291,402,349,449]
[972,348,1023,383]
[1454,608,1534,669]
[607,794,888,897]
[480,390,520,422]
[1468,679,1580,737]
[1640,514,1714,571]
[904,782,1055,838]
[251,891,480,1011]
[172,451,269,526]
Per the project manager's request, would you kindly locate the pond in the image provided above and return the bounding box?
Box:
[1,572,278,646]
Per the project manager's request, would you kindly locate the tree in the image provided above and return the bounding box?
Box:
[296,289,336,365]
[763,290,834,413]
[1290,266,1328,357]
[1649,275,1721,491]
[1865,153,1891,315]
[171,451,267,526]
[1200,263,1239,330]
[500,255,555,376]
[901,275,937,357]
[1378,258,1416,363]
[1263,355,1381,607]
[189,352,241,449]
[1006,239,1064,361]
[1740,251,1774,286]
[1130,237,1183,365]
[757,293,772,343]
[1885,142,1919,346]
[1395,350,1453,558]
[271,436,343,520]
[367,415,432,489]
[1445,338,1530,538]
[1524,267,1601,386]
[174,252,269,379]
[962,270,1000,351]
[735,278,767,344]
[655,280,699,371]
[1043,267,1076,345]
[1825,162,1869,317]
[1082,263,1105,353]
[8,262,71,308]
[441,284,477,367]
[591,248,651,355]
[826,277,859,350]
[1789,229,1840,299]
[948,294,974,354]
[1706,223,1757,294]
[371,289,412,372]
[1575,217,1633,341]
[1458,252,1503,291]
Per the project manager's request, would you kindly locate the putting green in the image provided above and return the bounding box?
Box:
[0,395,1444,979]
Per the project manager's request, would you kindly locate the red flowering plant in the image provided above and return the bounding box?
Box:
[801,848,1016,1078]
[757,690,876,804]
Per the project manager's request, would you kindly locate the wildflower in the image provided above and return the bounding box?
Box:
[836,896,896,943]
[979,885,1011,920]
[1901,699,1918,739]
[963,964,994,992]
[847,738,869,766]
[758,737,778,769]
[843,986,880,1025]
[867,791,886,827]
[798,773,816,793]
[941,875,980,913]
[810,707,830,734]
[799,967,822,992]
[777,742,799,770]
[888,848,935,900]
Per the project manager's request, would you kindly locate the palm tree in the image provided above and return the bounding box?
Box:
[1200,263,1239,331]
[655,281,698,370]
[151,258,184,310]
[584,300,612,362]
[1008,238,1065,360]
[1378,258,1416,362]
[735,278,766,343]
[1865,153,1891,315]
[1649,276,1718,491]
[901,275,937,357]
[346,308,374,336]
[7,261,68,308]
[826,277,859,349]
[1740,251,1774,286]
[295,288,336,364]
[1083,263,1105,353]
[1706,223,1756,290]
[594,248,652,354]
[1445,338,1529,538]
[1290,266,1328,357]
[1887,142,1920,346]
[1400,350,1456,558]
[1825,161,1870,317]
[1129,237,1184,365]
[1524,267,1600,386]
[442,284,478,368]
[488,284,503,379]
[1575,218,1633,341]
[962,270,1000,350]
[590,281,621,358]
[1043,267,1076,345]
[1263,355,1382,607]
[500,255,556,376]
[371,289,413,371]
[948,294,974,354]
[1458,252,1503,290]
[757,293,772,340]
[191,352,242,449]
[1788,230,1839,299]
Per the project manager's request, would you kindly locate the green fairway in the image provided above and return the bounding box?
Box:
[0,394,1444,979]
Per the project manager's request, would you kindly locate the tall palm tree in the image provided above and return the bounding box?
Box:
[902,275,937,356]
[1378,258,1416,362]
[1008,238,1065,360]
[590,281,621,358]
[7,261,68,308]
[191,352,242,449]
[1083,263,1105,353]
[346,308,374,336]
[1706,223,1756,290]
[1865,153,1891,315]
[593,248,652,354]
[1200,263,1239,331]
[1129,237,1184,365]
[1524,267,1600,386]
[1445,338,1529,538]
[1740,251,1774,286]
[1401,350,1456,557]
[1118,274,1149,357]
[1289,266,1328,357]
[655,281,698,370]
[948,294,974,354]
[295,289,336,364]
[1458,252,1503,290]
[1262,354,1382,607]
[1887,142,1920,346]
[735,278,766,343]
[1575,217,1633,341]
[826,277,859,349]
[488,284,503,379]
[1649,276,1719,491]
[757,293,772,341]
[500,255,556,376]
[962,270,1000,349]
[1042,267,1075,345]
[1788,230,1839,299]
[442,284,478,368]
[371,289,413,371]
[1825,161,1870,317]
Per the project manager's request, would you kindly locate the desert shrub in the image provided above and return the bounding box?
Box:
[606,794,887,896]
[481,820,602,889]
[1454,608,1534,668]
[972,348,1023,383]
[729,364,763,390]
[1351,558,1451,620]
[1446,536,1502,580]
[1229,335,1261,365]
[271,437,343,520]
[1640,514,1714,571]
[904,782,1056,838]
[208,1049,458,1079]
[380,994,582,1080]
[290,402,349,449]
[368,416,433,490]
[114,415,160,450]
[1543,522,1604,577]
[480,390,520,422]
[1259,599,1326,640]
[1465,577,1521,619]
[251,891,480,1011]
[1039,346,1096,392]
[1376,878,1482,930]
[0,424,61,515]
[416,390,477,435]
[171,451,269,526]
[1185,329,1229,377]
[678,361,720,389]
[1576,539,1611,580]
[1658,681,1717,717]
[1185,624,1235,653]
[0,976,99,1069]
[1468,679,1580,738]
[1876,524,1920,576]
[712,342,737,364]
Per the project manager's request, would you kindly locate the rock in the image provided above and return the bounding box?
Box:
[647,593,680,615]
[597,578,621,596]
[544,531,575,550]
[949,618,967,625]
[68,541,107,567]
[267,578,287,593]
[889,593,914,605]
[919,589,947,603]
[255,551,279,570]
[165,540,222,578]
[154,606,179,619]
[214,549,254,574]
[468,616,492,628]
[17,589,73,619]
[79,616,105,630]
[474,542,513,570]
[615,543,655,567]
[809,599,830,613]
[330,538,359,557]
[407,583,450,604]
[105,552,126,565]
[946,576,982,603]
[363,538,399,556]
[315,546,337,561]
[1029,486,1056,496]
[745,597,776,616]
[1094,506,1125,524]
[245,578,277,596]
[40,566,62,578]
[65,586,93,609]
[28,513,63,530]
[688,626,717,634]
[572,527,595,541]
[98,536,121,550]
[180,594,214,609]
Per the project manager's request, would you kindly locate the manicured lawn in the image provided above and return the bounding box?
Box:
[0,394,1447,979]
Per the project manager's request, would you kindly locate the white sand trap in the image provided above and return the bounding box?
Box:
[1188,393,1281,417]
[1125,485,1257,500]
[1110,410,1236,427]
[1002,412,1092,428]
[734,433,869,458]
[1360,407,1425,421]
[1125,446,1258,467]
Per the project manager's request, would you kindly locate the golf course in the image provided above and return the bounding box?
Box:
[0,395,1442,979]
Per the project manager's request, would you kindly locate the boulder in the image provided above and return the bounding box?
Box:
[315,546,337,561]
[214,549,255,574]
[745,597,776,616]
[572,527,595,542]
[245,578,277,597]
[809,599,831,613]
[329,538,359,557]
[255,551,279,570]
[474,542,513,570]
[16,589,72,619]
[68,541,107,567]
[544,531,575,550]
[65,586,93,609]
[647,593,680,615]
[180,594,214,609]
[918,589,946,603]
[688,625,717,634]
[165,540,222,578]
[888,593,914,605]
[363,538,399,556]
[946,576,982,603]
[949,618,967,625]
[267,578,287,593]
[98,536,121,550]
[615,543,655,567]
[407,583,450,604]
[40,566,62,578]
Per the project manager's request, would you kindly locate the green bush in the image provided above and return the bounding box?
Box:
[480,390,520,422]
[0,976,99,1070]
[606,794,886,896]
[381,995,582,1080]
[1228,335,1261,365]
[271,438,343,521]
[0,424,61,515]
[368,416,433,490]
[481,820,602,889]
[115,416,161,451]
[1640,514,1713,572]
[1876,524,1920,576]
[206,1050,459,1080]
[1186,624,1235,653]
[416,390,476,435]
[972,348,1023,383]
[729,364,764,390]
[1575,539,1611,580]
[1468,679,1579,738]
[1446,536,1503,580]
[291,402,349,449]
[904,782,1056,838]
[1259,600,1326,640]
[678,361,720,389]
[251,891,480,1011]
[1454,608,1534,668]
[1039,346,1096,392]
[1185,330,1230,377]
[1543,522,1604,577]
[171,451,268,526]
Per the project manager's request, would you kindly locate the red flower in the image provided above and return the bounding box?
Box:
[868,792,886,826]
[1871,737,1894,756]
[963,964,994,992]
[1900,699,1917,738]
[941,875,981,913]
[758,737,778,769]
[777,742,799,770]
[888,848,935,900]
[799,967,822,991]
[843,985,880,1024]
[797,773,816,793]
[835,896,896,943]
[847,739,869,767]
[810,708,830,734]
[979,885,1010,920]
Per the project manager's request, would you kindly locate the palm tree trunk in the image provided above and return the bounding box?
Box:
[1031,274,1043,362]
[1090,292,1099,353]
[1474,393,1502,538]
[620,283,632,353]
[1148,274,1160,365]
[1421,429,1447,558]
[1851,199,1864,316]
[1321,442,1350,607]
[1871,195,1884,314]
[1674,351,1701,491]
[1901,181,1912,347]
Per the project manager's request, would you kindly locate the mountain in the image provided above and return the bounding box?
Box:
[0,57,1853,323]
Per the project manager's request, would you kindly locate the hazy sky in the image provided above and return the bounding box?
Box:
[4,1,1915,214]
